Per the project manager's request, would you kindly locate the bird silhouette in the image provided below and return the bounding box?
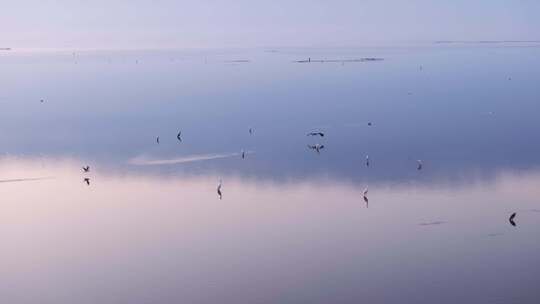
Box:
[217,180,223,200]
[177,131,182,142]
[156,136,160,144]
[83,177,90,186]
[241,149,245,159]
[82,166,90,173]
[366,155,370,167]
[249,128,254,135]
[367,122,372,126]
[307,131,324,137]
[307,144,325,153]
[509,213,517,227]
[363,187,369,207]
[417,160,423,170]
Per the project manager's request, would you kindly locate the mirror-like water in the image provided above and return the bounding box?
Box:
[0,44,539,303]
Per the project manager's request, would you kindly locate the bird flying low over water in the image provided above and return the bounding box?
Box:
[307,144,325,153]
[82,166,90,172]
[217,180,223,200]
[307,131,324,137]
[83,177,90,186]
[177,131,182,142]
[417,160,423,170]
[509,213,517,227]
[363,187,369,207]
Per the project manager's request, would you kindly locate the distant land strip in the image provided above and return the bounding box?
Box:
[295,58,383,63]
[434,40,540,44]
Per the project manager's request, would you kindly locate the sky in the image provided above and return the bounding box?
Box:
[2,0,539,49]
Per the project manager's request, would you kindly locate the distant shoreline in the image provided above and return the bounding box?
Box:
[434,40,540,44]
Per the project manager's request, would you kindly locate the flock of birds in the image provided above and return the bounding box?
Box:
[77,120,518,227]
[36,54,519,229]
[304,125,425,210]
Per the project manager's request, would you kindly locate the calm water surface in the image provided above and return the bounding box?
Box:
[0,44,539,303]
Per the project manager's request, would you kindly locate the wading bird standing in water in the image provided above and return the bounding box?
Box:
[82,166,90,173]
[217,180,223,200]
[307,144,325,154]
[509,213,517,226]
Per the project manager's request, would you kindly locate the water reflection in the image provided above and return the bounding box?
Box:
[1,44,540,302]
[0,157,539,303]
[1,45,540,184]
[128,152,243,166]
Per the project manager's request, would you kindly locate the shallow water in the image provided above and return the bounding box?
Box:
[0,44,539,303]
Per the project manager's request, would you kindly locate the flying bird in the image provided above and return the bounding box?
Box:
[156,136,160,144]
[509,213,517,227]
[241,149,245,159]
[363,187,369,207]
[366,155,370,167]
[307,144,325,153]
[307,131,324,137]
[83,177,90,186]
[177,131,182,142]
[217,180,223,200]
[249,128,254,135]
[417,160,423,170]
[82,166,90,173]
[367,122,372,126]
[40,99,44,103]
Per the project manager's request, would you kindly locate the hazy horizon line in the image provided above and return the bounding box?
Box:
[4,40,540,53]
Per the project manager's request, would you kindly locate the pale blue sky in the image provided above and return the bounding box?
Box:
[2,0,539,49]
